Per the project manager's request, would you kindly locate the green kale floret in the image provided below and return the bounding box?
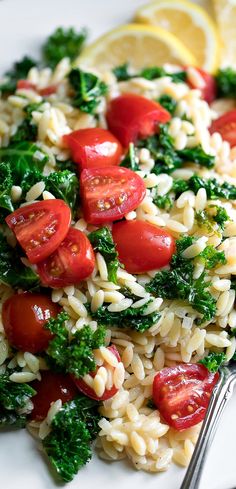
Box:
[45,312,106,378]
[0,232,40,289]
[43,395,101,482]
[0,370,36,428]
[146,237,217,322]
[0,56,37,93]
[198,245,226,270]
[68,68,107,113]
[199,352,226,373]
[216,68,236,98]
[89,302,160,333]
[196,206,230,233]
[0,162,14,220]
[42,27,87,68]
[153,193,173,211]
[43,170,79,215]
[88,227,120,283]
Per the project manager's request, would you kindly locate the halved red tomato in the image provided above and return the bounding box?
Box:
[31,371,77,420]
[37,228,95,287]
[2,293,59,353]
[153,363,219,430]
[80,166,146,225]
[210,109,236,147]
[5,200,71,264]
[186,67,216,104]
[72,345,121,401]
[63,128,123,170]
[106,93,171,147]
[112,220,175,273]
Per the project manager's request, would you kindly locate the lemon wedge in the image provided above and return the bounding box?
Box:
[135,0,221,73]
[212,0,236,68]
[77,23,196,72]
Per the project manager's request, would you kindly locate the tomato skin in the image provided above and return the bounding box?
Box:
[37,228,95,287]
[30,371,77,420]
[187,68,217,104]
[72,345,121,401]
[80,166,146,225]
[39,84,58,96]
[106,93,171,147]
[63,128,123,170]
[5,199,71,264]
[17,80,36,90]
[210,109,236,147]
[2,293,60,353]
[153,363,219,431]
[112,221,175,274]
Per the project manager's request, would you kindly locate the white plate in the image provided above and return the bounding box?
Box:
[0,1,235,488]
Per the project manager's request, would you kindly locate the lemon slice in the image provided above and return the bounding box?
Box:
[135,0,221,73]
[212,0,236,68]
[77,23,196,72]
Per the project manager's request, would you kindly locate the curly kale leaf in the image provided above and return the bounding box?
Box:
[0,162,14,219]
[0,142,48,174]
[0,370,36,429]
[0,56,37,93]
[112,63,186,84]
[45,312,106,378]
[157,95,177,115]
[89,302,160,333]
[137,124,215,175]
[68,68,107,113]
[198,245,226,270]
[88,227,120,283]
[146,237,217,322]
[216,68,236,98]
[43,395,101,482]
[42,27,87,68]
[199,352,226,373]
[44,170,79,215]
[0,232,40,289]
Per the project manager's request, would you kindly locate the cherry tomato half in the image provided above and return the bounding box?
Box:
[80,166,146,225]
[2,293,59,353]
[112,221,175,274]
[210,109,236,147]
[31,371,77,420]
[17,80,58,96]
[106,93,171,147]
[153,363,219,430]
[39,84,58,96]
[6,200,71,264]
[186,67,217,104]
[63,128,123,171]
[72,345,121,401]
[37,228,95,287]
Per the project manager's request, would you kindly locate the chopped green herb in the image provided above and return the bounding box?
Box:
[0,370,36,428]
[0,56,37,93]
[42,27,87,68]
[216,68,236,98]
[68,68,107,113]
[146,237,217,322]
[45,312,106,378]
[88,227,120,283]
[196,205,229,233]
[173,175,236,200]
[43,395,101,482]
[157,94,177,115]
[153,193,173,210]
[199,352,226,372]
[89,302,161,333]
[0,232,40,289]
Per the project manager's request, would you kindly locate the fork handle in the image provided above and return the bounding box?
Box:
[180,368,236,489]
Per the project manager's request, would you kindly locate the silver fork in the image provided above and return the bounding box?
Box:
[180,362,236,489]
